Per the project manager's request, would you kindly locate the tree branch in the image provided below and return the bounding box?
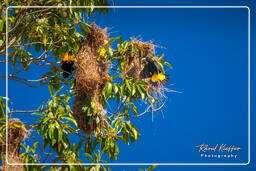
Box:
[8,110,41,114]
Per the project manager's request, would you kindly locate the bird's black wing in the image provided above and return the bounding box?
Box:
[140,56,161,79]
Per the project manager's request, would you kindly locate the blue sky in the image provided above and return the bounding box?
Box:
[92,5,248,163]
[1,0,256,171]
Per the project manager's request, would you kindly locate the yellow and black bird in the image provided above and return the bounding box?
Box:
[61,52,75,78]
[140,56,168,84]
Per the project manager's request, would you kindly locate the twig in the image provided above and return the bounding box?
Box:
[8,110,41,114]
[9,75,48,83]
[108,96,128,118]
[0,50,48,64]
[8,76,48,88]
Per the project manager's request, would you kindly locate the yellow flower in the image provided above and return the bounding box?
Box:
[98,48,106,58]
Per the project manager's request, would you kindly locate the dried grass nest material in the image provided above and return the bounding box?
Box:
[73,23,109,135]
[75,23,109,95]
[123,40,168,102]
[2,119,28,171]
[124,40,154,80]
[73,24,167,134]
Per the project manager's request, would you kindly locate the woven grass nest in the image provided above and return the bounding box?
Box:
[2,119,28,171]
[124,40,153,80]
[73,24,168,135]
[123,40,167,99]
[73,23,109,135]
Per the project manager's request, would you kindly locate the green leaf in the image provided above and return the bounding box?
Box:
[0,19,4,32]
[57,128,63,142]
[113,141,119,158]
[162,61,173,69]
[48,85,54,96]
[113,84,119,94]
[104,82,112,98]
[96,116,100,124]
[31,142,39,153]
[132,128,138,140]
[130,44,135,57]
[49,126,54,139]
[137,85,145,99]
[84,153,93,161]
[125,80,132,92]
[64,117,77,127]
[106,37,121,46]
[146,165,158,171]
[32,113,43,116]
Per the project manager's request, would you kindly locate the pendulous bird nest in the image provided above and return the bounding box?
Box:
[73,24,169,135]
[123,40,154,81]
[73,23,109,135]
[2,119,28,171]
[122,40,168,103]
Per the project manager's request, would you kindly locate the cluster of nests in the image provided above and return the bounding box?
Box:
[1,24,168,168]
[60,41,168,86]
[60,23,168,135]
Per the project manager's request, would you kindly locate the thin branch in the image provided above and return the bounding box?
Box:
[8,7,54,34]
[8,76,48,88]
[136,100,166,117]
[9,75,48,83]
[108,96,128,118]
[0,50,48,63]
[23,7,55,17]
[8,110,41,114]
[0,69,24,78]
[32,61,60,66]
[12,38,63,48]
[13,42,48,47]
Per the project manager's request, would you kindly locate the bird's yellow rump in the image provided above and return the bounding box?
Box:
[151,73,166,82]
[62,53,74,62]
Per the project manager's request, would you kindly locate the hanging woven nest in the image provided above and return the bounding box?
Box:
[122,40,168,101]
[73,23,109,135]
[123,40,153,80]
[2,119,28,171]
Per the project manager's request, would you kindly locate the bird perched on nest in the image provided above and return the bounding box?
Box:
[61,52,76,78]
[140,56,168,84]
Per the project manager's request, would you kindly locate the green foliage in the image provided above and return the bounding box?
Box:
[0,96,8,117]
[0,0,109,87]
[0,96,8,160]
[139,165,158,171]
[0,1,169,171]
[20,142,43,171]
[36,86,77,155]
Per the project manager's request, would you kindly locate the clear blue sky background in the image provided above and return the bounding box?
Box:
[1,0,256,171]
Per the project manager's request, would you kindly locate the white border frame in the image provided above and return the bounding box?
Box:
[5,6,250,166]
